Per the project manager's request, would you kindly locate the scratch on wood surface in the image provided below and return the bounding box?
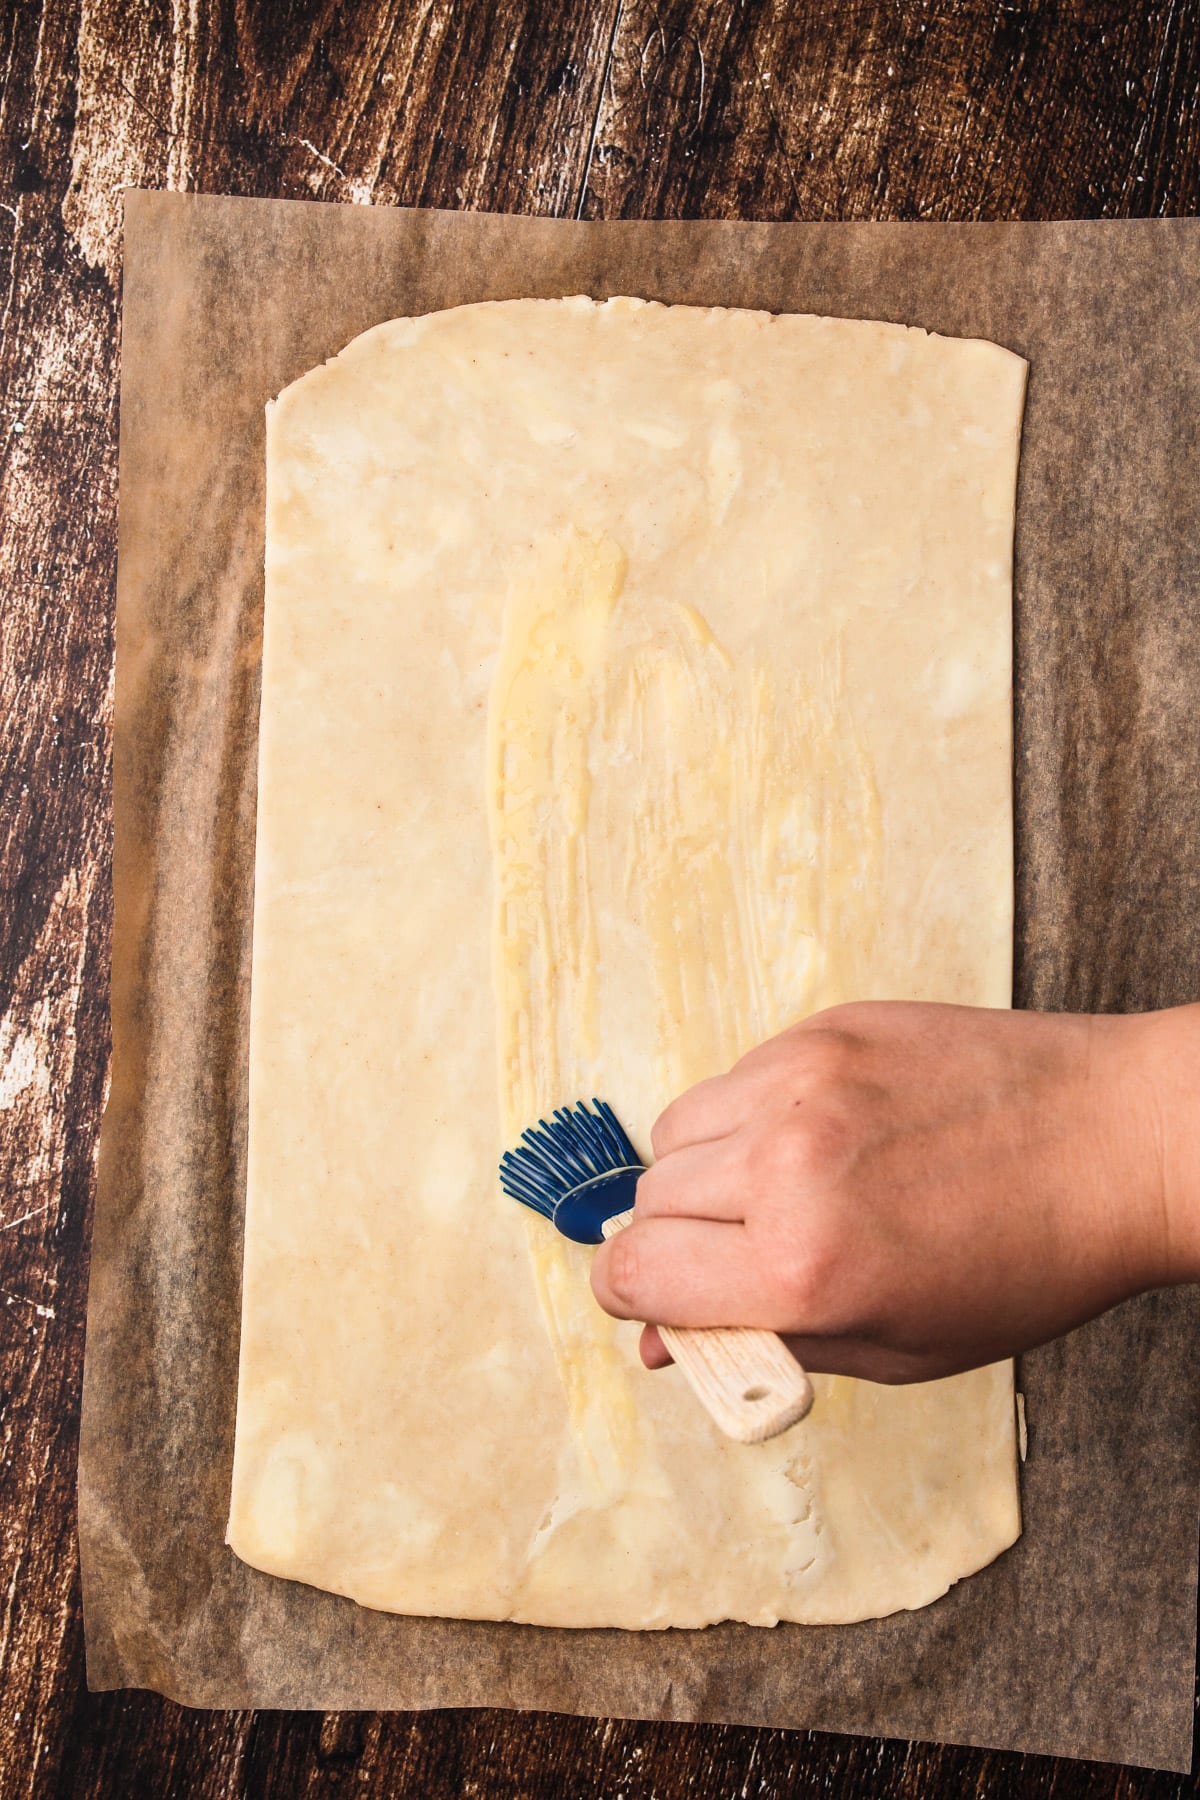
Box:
[744,28,804,216]
[313,0,413,205]
[1141,0,1191,210]
[0,188,20,348]
[574,0,624,218]
[692,33,706,137]
[166,0,201,191]
[0,1286,55,1322]
[0,1536,25,1686]
[0,1023,39,1110]
[639,20,666,92]
[1141,0,1181,150]
[233,0,343,123]
[299,135,349,182]
[64,0,168,274]
[0,870,90,1213]
[0,1201,56,1231]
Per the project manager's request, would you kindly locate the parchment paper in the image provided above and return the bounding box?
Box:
[81,193,1200,1770]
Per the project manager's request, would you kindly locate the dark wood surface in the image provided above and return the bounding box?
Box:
[2,1,1199,1795]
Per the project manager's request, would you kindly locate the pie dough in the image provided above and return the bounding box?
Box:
[228,297,1026,1627]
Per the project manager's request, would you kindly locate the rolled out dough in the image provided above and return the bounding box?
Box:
[228,296,1027,1628]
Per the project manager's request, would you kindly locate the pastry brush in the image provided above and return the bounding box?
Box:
[500,1100,814,1444]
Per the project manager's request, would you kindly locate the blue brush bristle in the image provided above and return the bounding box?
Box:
[499,1100,644,1243]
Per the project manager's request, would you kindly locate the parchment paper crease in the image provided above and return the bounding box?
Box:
[81,193,1200,1771]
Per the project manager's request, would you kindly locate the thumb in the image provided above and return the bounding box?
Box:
[639,1323,673,1369]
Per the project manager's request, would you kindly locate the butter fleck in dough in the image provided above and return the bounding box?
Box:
[228,296,1026,1628]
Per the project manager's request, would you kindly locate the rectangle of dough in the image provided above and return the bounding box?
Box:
[228,297,1026,1628]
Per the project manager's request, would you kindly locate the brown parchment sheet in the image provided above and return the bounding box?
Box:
[81,193,1200,1769]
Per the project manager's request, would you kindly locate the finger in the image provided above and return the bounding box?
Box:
[650,1072,744,1159]
[776,1334,935,1385]
[634,1137,746,1223]
[644,1324,936,1385]
[638,1327,909,1381]
[651,1027,853,1159]
[591,1216,776,1330]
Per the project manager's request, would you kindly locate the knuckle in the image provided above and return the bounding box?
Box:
[774,1233,835,1320]
[806,1001,873,1036]
[795,1026,858,1087]
[768,1128,815,1186]
[748,1112,848,1192]
[733,1035,784,1075]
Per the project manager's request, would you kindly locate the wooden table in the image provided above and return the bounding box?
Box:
[2,2,1198,1794]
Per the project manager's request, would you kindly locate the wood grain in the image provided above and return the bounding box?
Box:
[1,1,1198,1794]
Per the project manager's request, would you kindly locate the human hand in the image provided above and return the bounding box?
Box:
[590,1001,1200,1383]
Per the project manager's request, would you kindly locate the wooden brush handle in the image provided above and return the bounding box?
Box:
[601,1209,814,1444]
